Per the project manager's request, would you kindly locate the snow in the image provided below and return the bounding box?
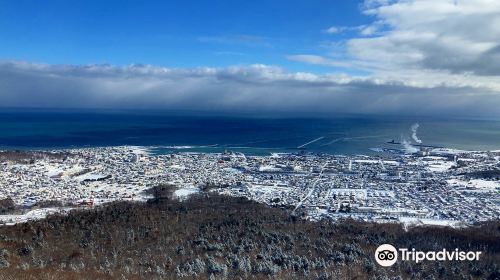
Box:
[398,216,464,228]
[63,166,88,177]
[242,184,291,200]
[448,178,499,191]
[424,156,447,160]
[169,164,186,170]
[420,155,458,172]
[425,161,455,172]
[222,167,242,173]
[431,148,497,155]
[468,179,499,189]
[270,153,281,159]
[431,148,469,155]
[354,160,378,164]
[253,184,290,192]
[173,186,200,201]
[258,165,282,172]
[354,160,400,165]
[46,166,64,177]
[74,173,108,182]
[129,146,150,155]
[0,207,73,225]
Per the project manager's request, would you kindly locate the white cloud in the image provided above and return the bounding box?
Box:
[297,0,500,92]
[324,26,341,34]
[353,0,500,75]
[324,25,372,35]
[358,23,379,36]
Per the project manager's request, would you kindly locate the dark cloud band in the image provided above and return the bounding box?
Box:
[0,61,498,117]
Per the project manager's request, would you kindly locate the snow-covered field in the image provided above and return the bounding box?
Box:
[448,178,500,192]
[0,207,73,226]
[173,185,200,201]
[398,216,464,228]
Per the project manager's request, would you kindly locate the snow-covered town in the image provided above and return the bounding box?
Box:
[0,146,499,226]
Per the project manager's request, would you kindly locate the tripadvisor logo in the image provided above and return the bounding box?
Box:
[374,244,482,267]
[375,244,398,267]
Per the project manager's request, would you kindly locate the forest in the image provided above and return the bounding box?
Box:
[0,185,498,280]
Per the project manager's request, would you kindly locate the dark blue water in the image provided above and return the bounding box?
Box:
[1,109,499,155]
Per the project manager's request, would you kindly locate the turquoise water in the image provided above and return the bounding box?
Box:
[0,109,499,155]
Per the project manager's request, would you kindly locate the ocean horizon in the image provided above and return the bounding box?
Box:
[1,109,499,155]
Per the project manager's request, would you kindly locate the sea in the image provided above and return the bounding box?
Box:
[1,109,499,156]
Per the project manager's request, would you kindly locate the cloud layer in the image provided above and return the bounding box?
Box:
[0,61,498,117]
[357,0,500,76]
[292,0,500,93]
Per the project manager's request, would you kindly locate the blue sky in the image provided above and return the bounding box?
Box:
[0,0,368,73]
[0,0,499,117]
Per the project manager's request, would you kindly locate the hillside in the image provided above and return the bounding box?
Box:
[0,186,498,280]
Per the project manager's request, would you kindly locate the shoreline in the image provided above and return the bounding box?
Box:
[2,144,500,158]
